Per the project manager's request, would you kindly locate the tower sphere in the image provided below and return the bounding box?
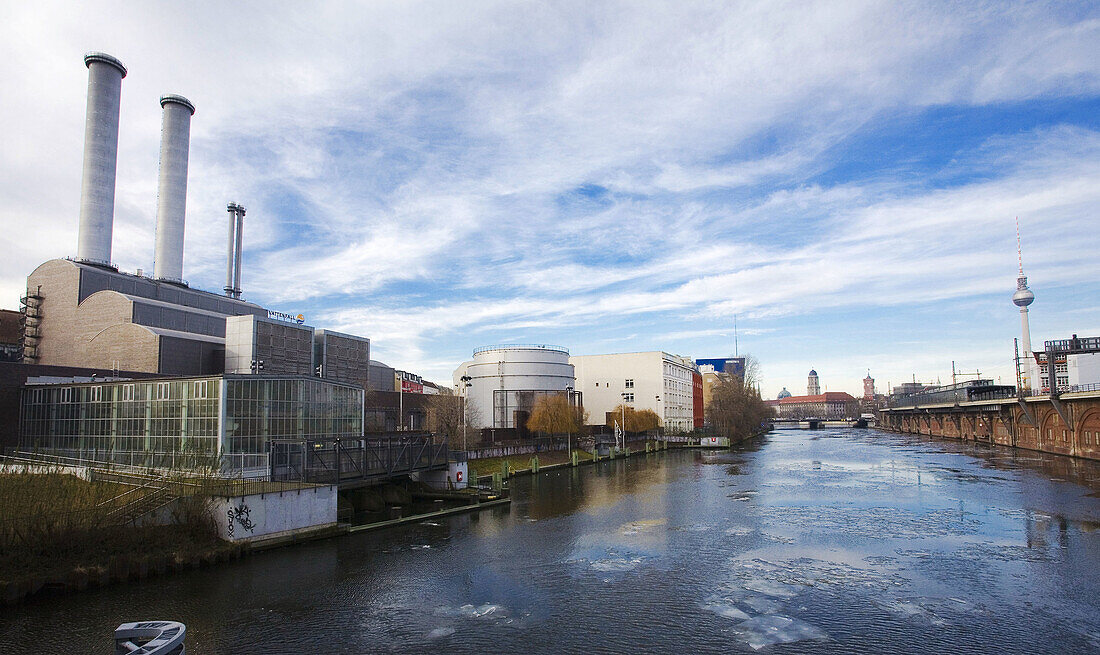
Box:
[1013,285,1034,307]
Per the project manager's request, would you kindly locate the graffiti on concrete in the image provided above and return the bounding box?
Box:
[226,503,256,537]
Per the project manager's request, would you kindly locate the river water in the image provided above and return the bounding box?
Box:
[4,428,1100,653]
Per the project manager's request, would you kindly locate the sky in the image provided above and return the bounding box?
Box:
[1,1,1098,398]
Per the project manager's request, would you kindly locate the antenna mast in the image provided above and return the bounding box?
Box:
[1016,216,1024,276]
[734,314,739,357]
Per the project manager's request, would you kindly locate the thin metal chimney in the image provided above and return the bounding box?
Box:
[77,52,127,266]
[223,203,245,298]
[153,94,195,284]
[233,204,245,296]
[224,203,238,297]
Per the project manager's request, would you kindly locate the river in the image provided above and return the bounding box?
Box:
[3,427,1100,653]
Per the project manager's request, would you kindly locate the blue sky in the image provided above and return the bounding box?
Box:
[2,1,1099,398]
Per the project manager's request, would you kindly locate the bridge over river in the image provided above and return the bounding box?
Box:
[880,390,1100,461]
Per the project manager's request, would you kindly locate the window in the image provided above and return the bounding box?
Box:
[623,393,634,403]
[89,386,102,402]
[121,384,135,402]
[625,379,634,389]
[156,382,171,400]
[193,380,210,399]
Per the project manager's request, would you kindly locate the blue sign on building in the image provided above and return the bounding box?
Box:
[696,357,746,377]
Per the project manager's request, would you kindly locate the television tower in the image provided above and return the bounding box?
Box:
[1012,217,1035,357]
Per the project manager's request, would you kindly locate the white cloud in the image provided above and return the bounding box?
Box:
[1,1,1098,391]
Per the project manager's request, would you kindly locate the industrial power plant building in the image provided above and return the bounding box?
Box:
[19,52,378,390]
[7,53,394,475]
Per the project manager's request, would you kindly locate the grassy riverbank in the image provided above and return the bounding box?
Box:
[0,472,231,600]
[469,449,595,477]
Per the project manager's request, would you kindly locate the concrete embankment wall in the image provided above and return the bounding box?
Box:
[879,394,1100,461]
[209,486,338,543]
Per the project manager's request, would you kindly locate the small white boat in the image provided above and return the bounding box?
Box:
[114,621,186,654]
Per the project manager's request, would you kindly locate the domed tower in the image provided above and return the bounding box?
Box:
[807,369,820,395]
[777,387,792,399]
[1013,220,1035,357]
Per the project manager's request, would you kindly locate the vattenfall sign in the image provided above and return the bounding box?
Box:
[268,310,305,325]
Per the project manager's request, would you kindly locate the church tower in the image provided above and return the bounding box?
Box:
[807,369,820,395]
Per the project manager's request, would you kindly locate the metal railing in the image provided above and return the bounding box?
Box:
[271,433,450,485]
[9,449,270,478]
[1019,382,1100,397]
[471,344,569,356]
[1043,336,1100,354]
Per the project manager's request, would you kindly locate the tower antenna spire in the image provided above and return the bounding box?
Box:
[1016,215,1024,276]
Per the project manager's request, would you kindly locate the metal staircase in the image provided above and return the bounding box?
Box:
[19,286,42,362]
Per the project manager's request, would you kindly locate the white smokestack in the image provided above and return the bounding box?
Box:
[77,52,127,266]
[224,203,238,296]
[233,204,245,296]
[153,94,195,283]
[223,203,245,298]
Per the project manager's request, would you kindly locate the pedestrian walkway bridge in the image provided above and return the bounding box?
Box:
[270,433,451,490]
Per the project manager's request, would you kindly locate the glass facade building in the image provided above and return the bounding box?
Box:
[20,375,363,473]
[492,389,581,429]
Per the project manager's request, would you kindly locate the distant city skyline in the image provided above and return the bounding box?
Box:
[1,2,1098,398]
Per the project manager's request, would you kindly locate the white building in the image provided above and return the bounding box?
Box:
[452,345,575,429]
[570,351,698,433]
[1025,340,1100,393]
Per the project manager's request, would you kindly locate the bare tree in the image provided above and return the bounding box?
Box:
[706,367,774,441]
[426,394,463,442]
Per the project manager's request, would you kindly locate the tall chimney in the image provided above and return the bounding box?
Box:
[152,95,195,283]
[224,203,239,298]
[223,203,245,298]
[233,204,245,296]
[77,52,127,266]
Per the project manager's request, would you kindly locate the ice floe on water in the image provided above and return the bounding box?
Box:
[437,603,510,621]
[742,578,799,598]
[619,518,667,535]
[671,522,713,533]
[589,555,646,572]
[569,518,667,574]
[426,627,455,639]
[872,598,947,626]
[733,615,828,650]
[701,596,751,621]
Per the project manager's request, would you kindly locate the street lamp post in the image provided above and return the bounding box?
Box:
[655,394,661,442]
[460,375,472,452]
[565,385,574,461]
[620,392,628,453]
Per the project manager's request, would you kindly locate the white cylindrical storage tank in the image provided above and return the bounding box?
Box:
[77,52,127,266]
[456,345,575,429]
[153,94,195,283]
